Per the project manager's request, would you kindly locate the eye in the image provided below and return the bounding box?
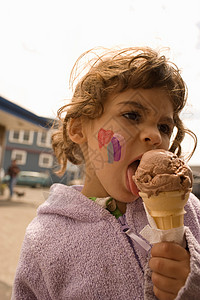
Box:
[122,111,141,122]
[158,123,172,136]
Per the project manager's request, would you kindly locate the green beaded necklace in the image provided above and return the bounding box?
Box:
[89,196,123,219]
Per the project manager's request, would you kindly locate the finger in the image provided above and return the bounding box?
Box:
[149,257,190,280]
[151,242,190,261]
[153,285,176,300]
[152,271,182,295]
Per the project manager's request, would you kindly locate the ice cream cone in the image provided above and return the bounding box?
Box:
[139,190,191,230]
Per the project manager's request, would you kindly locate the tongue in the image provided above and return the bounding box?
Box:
[127,166,140,196]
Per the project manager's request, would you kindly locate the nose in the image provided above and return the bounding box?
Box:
[140,126,162,147]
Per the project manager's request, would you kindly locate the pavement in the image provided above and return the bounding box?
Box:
[0,185,50,300]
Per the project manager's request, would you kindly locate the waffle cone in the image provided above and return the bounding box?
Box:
[139,190,191,230]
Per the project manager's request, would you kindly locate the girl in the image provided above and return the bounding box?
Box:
[12,47,200,300]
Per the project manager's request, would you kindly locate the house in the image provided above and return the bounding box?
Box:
[0,95,50,168]
[0,96,82,185]
[3,128,82,185]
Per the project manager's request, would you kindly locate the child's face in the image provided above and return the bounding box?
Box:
[82,88,174,204]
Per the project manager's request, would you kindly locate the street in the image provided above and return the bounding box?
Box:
[0,185,50,300]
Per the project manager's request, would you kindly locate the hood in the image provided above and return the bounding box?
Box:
[37,183,109,222]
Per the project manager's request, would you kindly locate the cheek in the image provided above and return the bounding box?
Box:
[108,133,126,163]
[161,136,171,150]
[97,128,126,164]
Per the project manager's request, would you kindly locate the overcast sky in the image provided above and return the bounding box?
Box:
[0,0,200,165]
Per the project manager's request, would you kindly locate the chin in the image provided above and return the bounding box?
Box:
[114,190,139,203]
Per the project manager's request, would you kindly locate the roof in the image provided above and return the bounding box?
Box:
[0,96,54,131]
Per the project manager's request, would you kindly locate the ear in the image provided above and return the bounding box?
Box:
[68,118,87,144]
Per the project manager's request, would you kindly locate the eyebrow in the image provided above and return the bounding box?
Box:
[118,101,175,125]
[160,116,175,126]
[117,101,150,113]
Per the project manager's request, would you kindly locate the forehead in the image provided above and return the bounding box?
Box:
[105,88,174,116]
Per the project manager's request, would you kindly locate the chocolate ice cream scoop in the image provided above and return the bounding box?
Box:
[132,149,193,230]
[133,149,193,198]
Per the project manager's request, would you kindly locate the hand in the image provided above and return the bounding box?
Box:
[149,242,190,300]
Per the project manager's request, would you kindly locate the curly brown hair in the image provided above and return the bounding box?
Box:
[52,47,197,174]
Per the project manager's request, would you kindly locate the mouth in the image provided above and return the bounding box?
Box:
[126,156,142,196]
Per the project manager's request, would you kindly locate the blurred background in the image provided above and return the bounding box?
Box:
[0,0,200,299]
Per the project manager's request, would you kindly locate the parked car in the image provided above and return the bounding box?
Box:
[2,171,51,188]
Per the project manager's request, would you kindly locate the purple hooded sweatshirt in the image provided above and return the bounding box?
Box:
[12,184,200,299]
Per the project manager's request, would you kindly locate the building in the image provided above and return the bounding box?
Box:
[3,128,81,185]
[4,128,53,171]
[0,96,82,186]
[0,95,50,168]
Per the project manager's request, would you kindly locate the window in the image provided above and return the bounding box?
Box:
[38,153,53,168]
[13,131,20,140]
[9,130,34,145]
[37,131,52,148]
[11,150,27,165]
[23,131,31,142]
